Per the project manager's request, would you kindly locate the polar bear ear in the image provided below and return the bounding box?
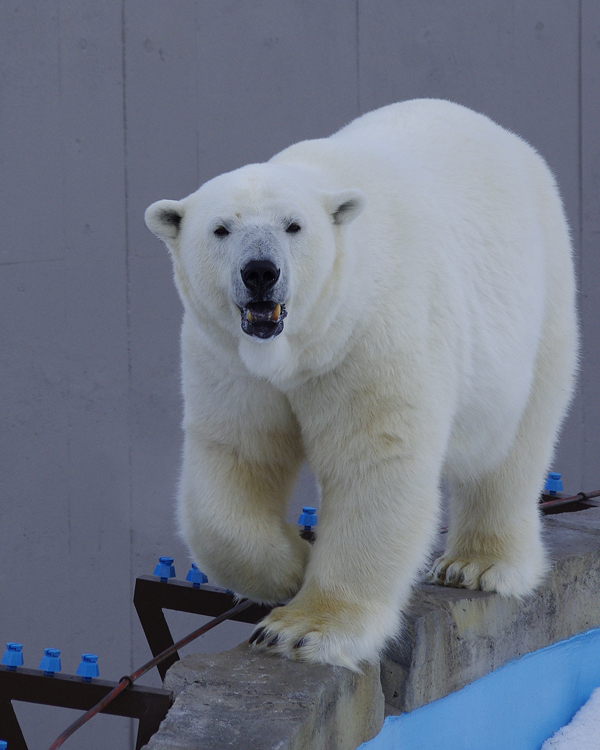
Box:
[324,189,366,226]
[145,199,185,244]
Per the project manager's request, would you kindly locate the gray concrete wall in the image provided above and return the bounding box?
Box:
[1,2,598,748]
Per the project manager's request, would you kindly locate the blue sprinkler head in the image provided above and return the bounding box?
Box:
[186,563,208,588]
[544,472,563,495]
[298,506,318,530]
[76,653,99,682]
[39,647,62,676]
[154,556,176,582]
[1,642,24,671]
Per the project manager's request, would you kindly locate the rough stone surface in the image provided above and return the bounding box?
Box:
[544,504,600,535]
[142,642,384,750]
[382,506,600,713]
[143,507,600,748]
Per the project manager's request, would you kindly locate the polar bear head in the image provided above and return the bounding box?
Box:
[145,163,365,376]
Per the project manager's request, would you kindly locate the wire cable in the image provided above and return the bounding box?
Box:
[48,597,254,749]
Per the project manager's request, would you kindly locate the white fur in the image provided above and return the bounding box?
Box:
[145,100,578,670]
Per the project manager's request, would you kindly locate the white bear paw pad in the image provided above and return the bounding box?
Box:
[248,604,370,671]
[427,554,532,597]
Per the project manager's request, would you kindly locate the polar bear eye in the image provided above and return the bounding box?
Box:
[286,222,301,234]
[214,225,230,237]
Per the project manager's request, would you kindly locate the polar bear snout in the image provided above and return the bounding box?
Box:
[241,259,280,296]
[237,259,288,339]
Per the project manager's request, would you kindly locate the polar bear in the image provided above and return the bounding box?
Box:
[145,99,577,670]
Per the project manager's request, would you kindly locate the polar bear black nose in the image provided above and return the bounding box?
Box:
[241,260,280,294]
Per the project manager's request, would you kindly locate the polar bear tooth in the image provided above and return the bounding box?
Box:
[246,310,253,322]
[272,304,281,322]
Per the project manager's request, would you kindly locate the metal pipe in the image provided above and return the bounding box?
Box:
[539,489,600,511]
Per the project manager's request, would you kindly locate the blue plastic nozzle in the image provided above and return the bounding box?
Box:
[39,648,62,676]
[1,643,23,671]
[186,563,208,588]
[154,556,176,582]
[544,472,563,494]
[298,506,318,530]
[76,653,99,682]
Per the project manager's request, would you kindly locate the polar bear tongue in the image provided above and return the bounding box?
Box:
[240,301,287,339]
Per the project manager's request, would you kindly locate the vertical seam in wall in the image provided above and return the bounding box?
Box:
[578,0,583,256]
[578,0,586,486]
[356,0,360,114]
[120,1,134,747]
[57,0,72,562]
[511,0,515,124]
[196,2,201,187]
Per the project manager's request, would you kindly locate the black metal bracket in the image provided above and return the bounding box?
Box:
[0,577,273,749]
[0,666,172,750]
[133,575,273,680]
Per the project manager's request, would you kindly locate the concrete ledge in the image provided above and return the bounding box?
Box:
[382,505,600,713]
[144,506,600,749]
[143,642,384,749]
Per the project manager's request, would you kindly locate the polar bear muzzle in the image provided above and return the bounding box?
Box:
[238,258,287,339]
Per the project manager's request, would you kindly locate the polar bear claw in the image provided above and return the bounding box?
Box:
[429,550,549,597]
[248,589,390,671]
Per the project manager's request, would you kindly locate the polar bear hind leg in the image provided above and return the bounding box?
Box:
[430,308,577,597]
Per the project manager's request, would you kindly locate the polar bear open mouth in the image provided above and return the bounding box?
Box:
[239,301,288,339]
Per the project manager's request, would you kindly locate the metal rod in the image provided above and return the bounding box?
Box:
[539,489,600,510]
[48,597,254,750]
[132,576,272,680]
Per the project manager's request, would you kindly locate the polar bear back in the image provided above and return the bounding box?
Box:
[271,99,576,474]
[271,99,570,298]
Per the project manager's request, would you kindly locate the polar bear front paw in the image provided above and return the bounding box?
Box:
[427,552,546,598]
[248,589,388,671]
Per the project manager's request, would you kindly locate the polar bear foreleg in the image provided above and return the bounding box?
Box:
[178,432,310,604]
[249,435,443,669]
